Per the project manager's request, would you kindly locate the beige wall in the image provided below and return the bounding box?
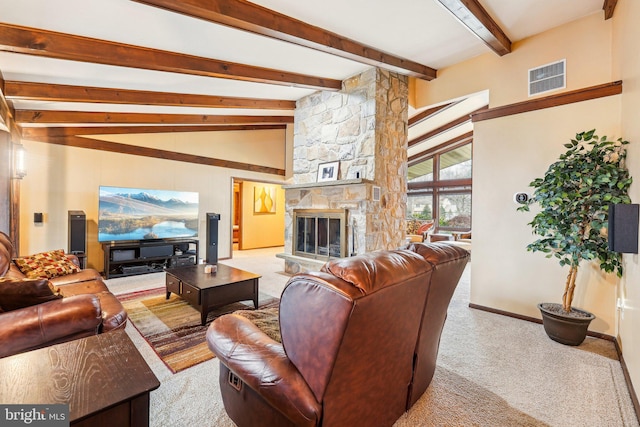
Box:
[414,12,614,109]
[472,98,621,331]
[19,128,288,271]
[413,1,640,393]
[614,0,640,394]
[239,180,285,250]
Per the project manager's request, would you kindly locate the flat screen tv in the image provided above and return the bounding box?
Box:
[98,186,199,243]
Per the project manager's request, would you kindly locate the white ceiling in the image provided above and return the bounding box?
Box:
[0,0,606,152]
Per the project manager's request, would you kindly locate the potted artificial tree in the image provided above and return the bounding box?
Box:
[518,130,632,345]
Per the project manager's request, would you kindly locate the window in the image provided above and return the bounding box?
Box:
[407,142,472,233]
[438,192,471,229]
[439,145,472,180]
[407,191,433,220]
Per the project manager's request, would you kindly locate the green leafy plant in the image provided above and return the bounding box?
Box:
[518,130,632,312]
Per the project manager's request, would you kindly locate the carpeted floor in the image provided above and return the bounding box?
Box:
[105,247,639,427]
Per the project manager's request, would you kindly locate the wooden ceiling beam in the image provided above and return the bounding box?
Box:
[408,106,487,148]
[20,124,286,138]
[409,101,457,127]
[0,74,22,141]
[14,110,293,125]
[4,81,296,110]
[409,131,473,164]
[436,0,511,56]
[28,134,285,176]
[603,0,618,20]
[0,23,341,91]
[471,81,622,122]
[133,0,437,80]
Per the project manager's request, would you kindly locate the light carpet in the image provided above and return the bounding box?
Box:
[104,248,639,427]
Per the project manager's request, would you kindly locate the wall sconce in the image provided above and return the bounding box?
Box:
[13,143,26,179]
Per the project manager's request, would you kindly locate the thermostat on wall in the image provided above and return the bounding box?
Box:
[514,192,531,204]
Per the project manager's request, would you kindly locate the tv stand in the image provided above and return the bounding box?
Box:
[102,238,199,279]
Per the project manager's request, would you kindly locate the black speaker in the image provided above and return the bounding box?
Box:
[608,204,639,254]
[68,210,86,254]
[206,213,220,264]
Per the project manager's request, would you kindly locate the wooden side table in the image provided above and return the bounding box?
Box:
[0,329,160,427]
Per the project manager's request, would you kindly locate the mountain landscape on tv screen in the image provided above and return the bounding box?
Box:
[98,188,199,241]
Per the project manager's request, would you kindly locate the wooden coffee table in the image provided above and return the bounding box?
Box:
[0,329,160,426]
[165,263,261,325]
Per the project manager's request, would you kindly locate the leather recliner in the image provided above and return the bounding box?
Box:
[207,242,469,427]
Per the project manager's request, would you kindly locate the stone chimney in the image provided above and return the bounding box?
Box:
[279,68,408,273]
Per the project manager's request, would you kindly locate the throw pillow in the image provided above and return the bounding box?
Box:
[14,250,81,279]
[13,249,66,275]
[0,277,63,311]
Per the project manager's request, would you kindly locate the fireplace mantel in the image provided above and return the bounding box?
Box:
[281,179,378,274]
[282,178,373,191]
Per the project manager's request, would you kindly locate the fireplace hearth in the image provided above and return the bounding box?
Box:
[293,209,347,260]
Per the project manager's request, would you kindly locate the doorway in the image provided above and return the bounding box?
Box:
[233,180,241,251]
[231,178,285,257]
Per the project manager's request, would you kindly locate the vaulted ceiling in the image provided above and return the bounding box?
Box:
[0,0,614,160]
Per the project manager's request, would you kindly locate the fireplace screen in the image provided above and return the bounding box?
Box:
[293,209,347,260]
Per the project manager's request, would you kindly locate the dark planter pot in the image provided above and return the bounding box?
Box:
[537,303,595,346]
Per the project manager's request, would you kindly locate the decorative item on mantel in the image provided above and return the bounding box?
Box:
[518,129,633,346]
[317,161,339,182]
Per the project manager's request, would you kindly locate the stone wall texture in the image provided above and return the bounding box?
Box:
[287,68,408,258]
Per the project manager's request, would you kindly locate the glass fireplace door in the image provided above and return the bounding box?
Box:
[293,209,347,260]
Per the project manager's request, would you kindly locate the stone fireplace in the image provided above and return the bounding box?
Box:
[278,68,408,274]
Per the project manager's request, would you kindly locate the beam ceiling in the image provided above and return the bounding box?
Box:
[408,106,487,148]
[20,124,286,138]
[0,74,21,140]
[0,23,341,91]
[603,0,618,19]
[15,110,293,125]
[27,134,285,176]
[133,0,437,81]
[409,102,457,127]
[0,1,610,167]
[436,0,511,56]
[4,81,296,110]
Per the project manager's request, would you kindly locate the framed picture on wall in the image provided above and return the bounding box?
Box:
[317,161,339,182]
[254,186,277,213]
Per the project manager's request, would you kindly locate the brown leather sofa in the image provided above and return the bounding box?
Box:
[207,242,469,427]
[0,232,127,358]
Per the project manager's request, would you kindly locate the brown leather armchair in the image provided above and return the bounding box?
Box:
[207,243,469,426]
[403,242,470,407]
[0,232,127,358]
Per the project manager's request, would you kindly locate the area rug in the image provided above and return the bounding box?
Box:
[118,287,279,373]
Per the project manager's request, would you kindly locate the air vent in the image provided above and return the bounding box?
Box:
[372,186,381,202]
[528,59,566,96]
